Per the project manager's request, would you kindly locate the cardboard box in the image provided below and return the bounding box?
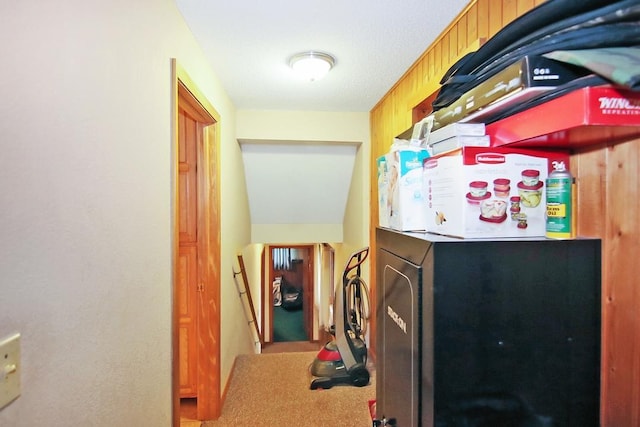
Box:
[428,122,486,144]
[378,147,430,231]
[423,146,569,238]
[486,85,640,148]
[430,134,490,156]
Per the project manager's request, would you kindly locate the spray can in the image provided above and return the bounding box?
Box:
[545,163,573,239]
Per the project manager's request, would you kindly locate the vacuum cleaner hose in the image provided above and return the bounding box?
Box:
[346,275,371,337]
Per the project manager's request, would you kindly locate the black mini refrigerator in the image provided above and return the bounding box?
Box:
[375,228,601,427]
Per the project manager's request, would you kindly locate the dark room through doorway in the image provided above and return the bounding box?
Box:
[270,245,313,343]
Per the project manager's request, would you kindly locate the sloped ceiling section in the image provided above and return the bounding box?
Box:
[239,141,357,225]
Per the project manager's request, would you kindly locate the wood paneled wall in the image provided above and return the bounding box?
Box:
[573,140,640,427]
[369,0,640,425]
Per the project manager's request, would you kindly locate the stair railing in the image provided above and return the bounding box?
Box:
[233,254,263,347]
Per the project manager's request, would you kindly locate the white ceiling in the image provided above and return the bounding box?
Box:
[175,0,470,237]
[175,0,470,111]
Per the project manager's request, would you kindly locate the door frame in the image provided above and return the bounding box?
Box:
[266,245,315,343]
[171,59,222,425]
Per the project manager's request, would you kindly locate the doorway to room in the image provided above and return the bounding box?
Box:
[269,245,314,344]
[172,60,221,425]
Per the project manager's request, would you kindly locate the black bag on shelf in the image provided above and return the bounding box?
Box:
[433,0,640,112]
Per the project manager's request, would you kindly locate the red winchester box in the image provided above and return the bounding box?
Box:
[486,85,640,148]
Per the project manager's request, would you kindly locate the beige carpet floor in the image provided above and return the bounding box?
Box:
[202,351,376,427]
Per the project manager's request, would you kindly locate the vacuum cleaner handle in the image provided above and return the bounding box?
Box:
[343,247,369,283]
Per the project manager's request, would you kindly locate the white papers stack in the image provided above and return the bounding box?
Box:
[427,122,489,155]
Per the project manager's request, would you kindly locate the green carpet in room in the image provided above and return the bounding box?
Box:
[273,305,308,342]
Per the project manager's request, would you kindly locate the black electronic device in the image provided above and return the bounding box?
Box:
[375,228,601,427]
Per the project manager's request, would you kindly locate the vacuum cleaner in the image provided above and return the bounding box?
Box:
[310,247,371,390]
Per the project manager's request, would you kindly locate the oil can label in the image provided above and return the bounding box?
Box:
[545,176,571,238]
[547,203,567,218]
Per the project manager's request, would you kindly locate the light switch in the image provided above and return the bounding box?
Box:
[0,333,20,409]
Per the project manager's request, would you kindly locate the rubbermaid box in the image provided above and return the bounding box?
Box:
[422,146,569,238]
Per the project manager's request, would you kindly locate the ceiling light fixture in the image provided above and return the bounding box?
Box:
[289,51,335,81]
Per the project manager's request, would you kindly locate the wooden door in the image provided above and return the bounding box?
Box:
[173,60,222,425]
[178,101,199,397]
[178,245,197,396]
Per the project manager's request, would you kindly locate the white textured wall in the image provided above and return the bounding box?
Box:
[341,129,371,288]
[0,1,251,425]
[236,110,370,142]
[252,223,343,244]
